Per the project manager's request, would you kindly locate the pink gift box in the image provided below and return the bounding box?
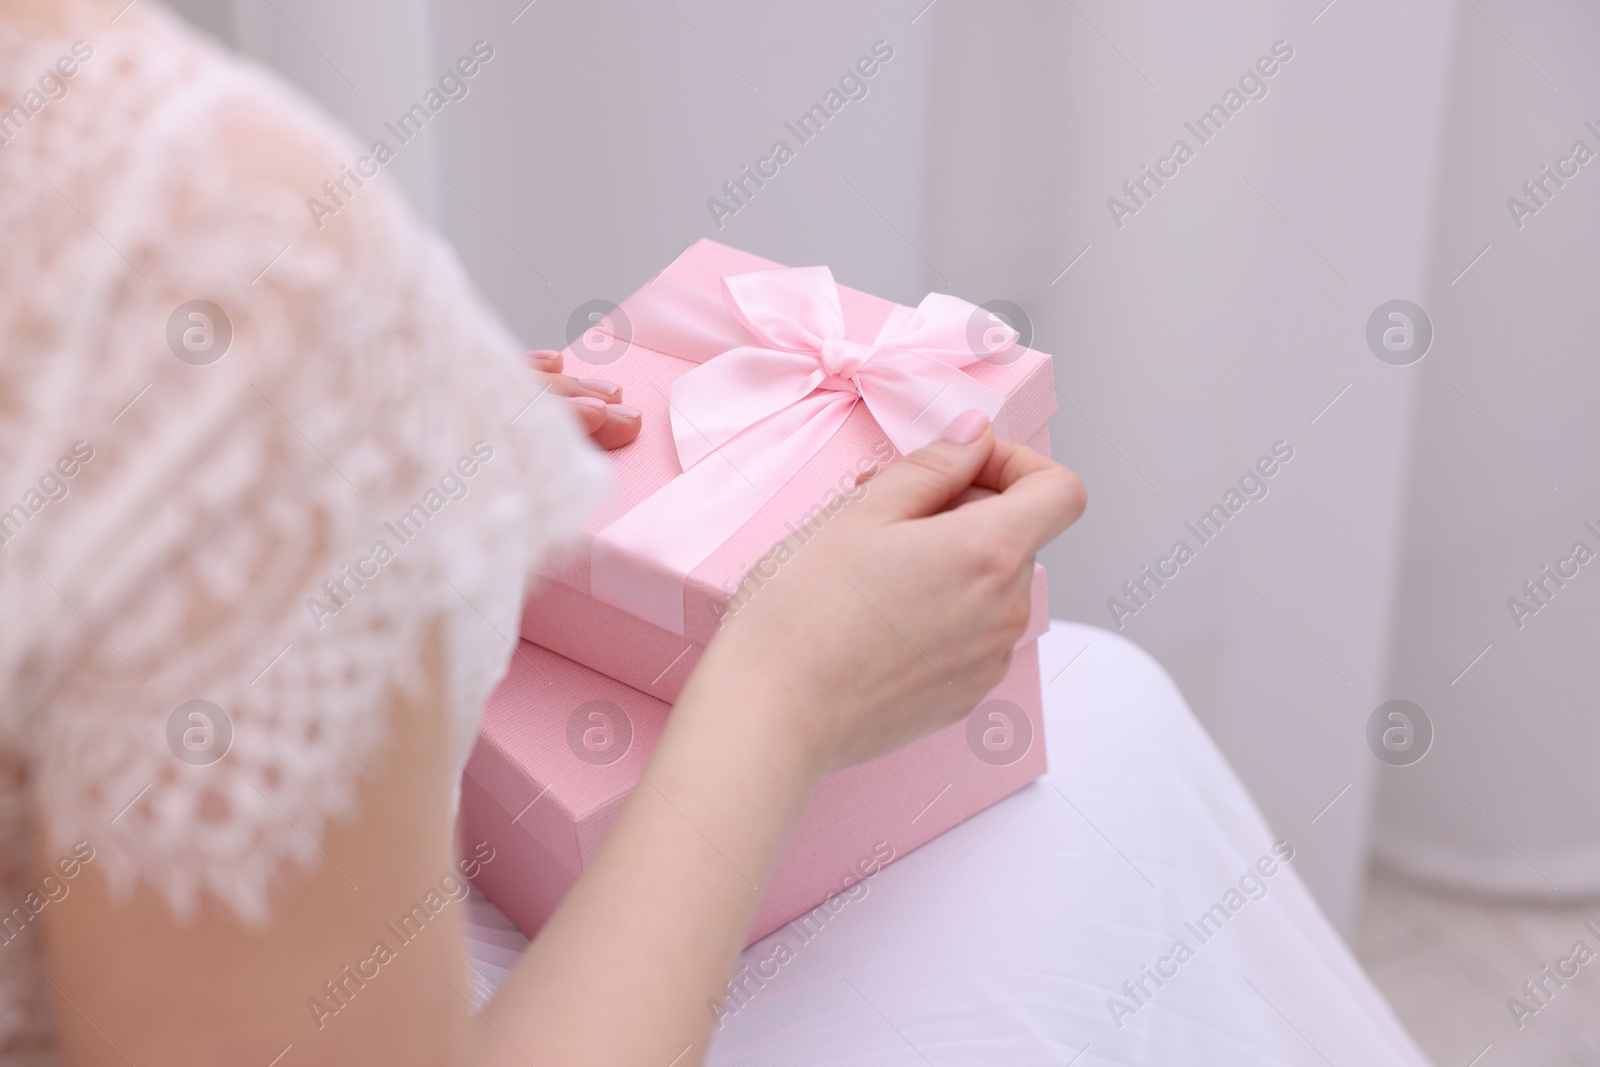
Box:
[477,239,1061,946]
[521,238,1059,700]
[461,636,1047,947]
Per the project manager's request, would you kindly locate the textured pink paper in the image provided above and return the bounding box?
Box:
[461,638,1047,948]
[526,421,1051,704]
[524,239,1059,652]
[525,559,1051,706]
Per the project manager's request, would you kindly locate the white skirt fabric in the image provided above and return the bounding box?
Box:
[466,622,1431,1066]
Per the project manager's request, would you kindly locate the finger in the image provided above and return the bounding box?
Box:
[590,404,642,450]
[568,396,607,436]
[542,372,622,403]
[853,459,889,487]
[527,349,563,373]
[945,485,998,510]
[949,448,1087,553]
[573,376,622,402]
[969,436,1054,495]
[854,410,994,522]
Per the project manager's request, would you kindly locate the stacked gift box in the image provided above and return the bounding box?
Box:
[462,239,1060,946]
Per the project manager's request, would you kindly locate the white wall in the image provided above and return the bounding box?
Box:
[425,1,938,350]
[228,0,437,221]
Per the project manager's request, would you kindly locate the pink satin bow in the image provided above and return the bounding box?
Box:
[590,264,1015,636]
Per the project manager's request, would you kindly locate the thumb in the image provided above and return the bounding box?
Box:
[857,410,994,521]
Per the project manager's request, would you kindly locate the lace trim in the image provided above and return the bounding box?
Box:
[1,6,606,933]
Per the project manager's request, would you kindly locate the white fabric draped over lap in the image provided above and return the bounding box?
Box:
[464,623,1434,1067]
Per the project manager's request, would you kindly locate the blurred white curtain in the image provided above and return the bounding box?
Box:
[922,0,1458,931]
[1376,2,1600,899]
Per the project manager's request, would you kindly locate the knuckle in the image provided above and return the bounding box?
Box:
[1003,593,1031,641]
[990,530,1035,577]
[901,448,959,487]
[972,539,1018,582]
[983,648,1013,691]
[1052,465,1088,524]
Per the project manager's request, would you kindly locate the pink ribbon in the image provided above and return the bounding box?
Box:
[590,265,1015,636]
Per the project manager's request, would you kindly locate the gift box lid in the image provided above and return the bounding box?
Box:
[539,239,1059,646]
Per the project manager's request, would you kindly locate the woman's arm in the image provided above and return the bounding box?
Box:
[43,620,477,1066]
[474,653,826,1066]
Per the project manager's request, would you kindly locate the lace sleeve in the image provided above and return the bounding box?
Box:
[14,36,606,924]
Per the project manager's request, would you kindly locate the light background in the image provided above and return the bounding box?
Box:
[166,0,1600,937]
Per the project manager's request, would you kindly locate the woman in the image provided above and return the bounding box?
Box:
[0,3,1432,1065]
[1,0,1075,1061]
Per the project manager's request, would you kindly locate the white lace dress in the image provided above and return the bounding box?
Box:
[0,4,605,1060]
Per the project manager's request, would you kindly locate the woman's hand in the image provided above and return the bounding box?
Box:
[684,410,1087,778]
[477,410,1083,1067]
[526,348,641,449]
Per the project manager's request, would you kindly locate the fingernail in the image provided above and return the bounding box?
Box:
[528,349,562,363]
[569,396,606,411]
[940,409,988,445]
[610,404,642,419]
[578,378,620,397]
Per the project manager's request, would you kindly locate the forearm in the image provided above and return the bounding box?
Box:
[475,659,823,1066]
